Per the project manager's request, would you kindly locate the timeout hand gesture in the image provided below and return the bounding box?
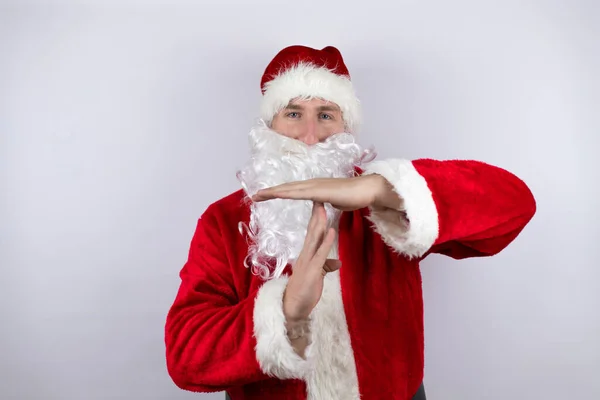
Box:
[252,174,402,324]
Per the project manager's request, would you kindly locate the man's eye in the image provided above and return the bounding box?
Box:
[320,113,332,120]
[287,112,300,118]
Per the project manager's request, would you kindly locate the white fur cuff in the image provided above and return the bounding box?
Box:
[253,276,312,379]
[363,159,439,258]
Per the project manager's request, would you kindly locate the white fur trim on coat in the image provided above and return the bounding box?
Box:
[252,257,361,400]
[305,270,360,400]
[253,275,312,379]
[260,62,362,134]
[363,158,439,258]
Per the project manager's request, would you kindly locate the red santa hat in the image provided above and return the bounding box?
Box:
[259,45,362,133]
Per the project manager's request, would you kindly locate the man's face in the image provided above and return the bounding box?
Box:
[271,98,345,145]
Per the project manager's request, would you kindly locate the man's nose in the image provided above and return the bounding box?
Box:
[299,120,319,145]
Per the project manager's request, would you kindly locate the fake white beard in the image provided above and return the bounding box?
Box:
[236,120,376,280]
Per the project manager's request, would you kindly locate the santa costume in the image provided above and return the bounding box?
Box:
[164,45,537,400]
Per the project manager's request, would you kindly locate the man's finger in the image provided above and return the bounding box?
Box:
[296,202,327,265]
[304,203,328,254]
[252,179,335,202]
[323,259,342,273]
[252,181,309,201]
[310,227,337,276]
[254,188,313,202]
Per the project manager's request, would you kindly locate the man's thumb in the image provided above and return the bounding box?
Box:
[323,259,342,273]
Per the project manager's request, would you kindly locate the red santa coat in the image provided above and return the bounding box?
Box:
[164,158,536,400]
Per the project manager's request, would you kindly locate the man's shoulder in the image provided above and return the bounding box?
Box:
[202,188,250,222]
[210,188,247,207]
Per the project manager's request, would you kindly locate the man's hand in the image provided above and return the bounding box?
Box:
[283,202,341,324]
[251,174,402,211]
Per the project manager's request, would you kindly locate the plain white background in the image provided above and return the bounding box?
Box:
[1,0,598,399]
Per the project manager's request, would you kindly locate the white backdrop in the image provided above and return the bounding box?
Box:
[1,1,598,399]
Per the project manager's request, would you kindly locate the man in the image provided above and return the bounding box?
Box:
[164,45,536,400]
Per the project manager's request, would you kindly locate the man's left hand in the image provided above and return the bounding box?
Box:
[251,174,402,211]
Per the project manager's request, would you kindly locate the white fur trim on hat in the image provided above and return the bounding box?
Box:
[260,62,362,133]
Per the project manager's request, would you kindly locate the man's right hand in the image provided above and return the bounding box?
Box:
[282,202,341,324]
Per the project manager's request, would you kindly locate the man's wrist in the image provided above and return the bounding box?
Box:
[369,174,403,210]
[285,318,310,340]
[285,318,311,358]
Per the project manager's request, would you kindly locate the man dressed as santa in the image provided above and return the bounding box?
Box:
[164,45,537,400]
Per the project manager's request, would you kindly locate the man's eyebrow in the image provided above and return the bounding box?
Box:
[283,103,341,112]
[317,105,341,112]
[284,104,304,110]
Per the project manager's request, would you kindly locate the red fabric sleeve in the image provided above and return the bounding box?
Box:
[164,213,269,392]
[416,158,536,258]
[363,158,537,260]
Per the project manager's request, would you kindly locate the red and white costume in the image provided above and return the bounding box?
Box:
[164,46,537,400]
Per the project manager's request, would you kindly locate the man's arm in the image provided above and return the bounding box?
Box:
[363,158,536,259]
[165,207,311,392]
